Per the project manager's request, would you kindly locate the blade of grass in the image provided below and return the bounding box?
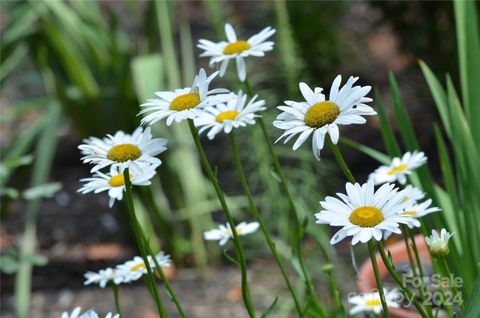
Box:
[374,88,401,157]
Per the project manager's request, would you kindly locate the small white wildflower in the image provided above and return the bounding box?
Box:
[204,221,260,246]
[425,228,453,258]
[369,151,427,185]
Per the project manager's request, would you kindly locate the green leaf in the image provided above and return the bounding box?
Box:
[388,73,419,150]
[131,54,164,102]
[223,250,240,265]
[454,0,480,139]
[0,187,20,199]
[21,253,48,267]
[463,272,480,317]
[261,296,278,318]
[23,182,62,200]
[340,137,390,165]
[374,88,401,157]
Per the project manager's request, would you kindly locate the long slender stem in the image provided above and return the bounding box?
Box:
[402,226,418,276]
[142,236,188,318]
[377,241,429,317]
[187,119,256,318]
[441,258,463,310]
[243,80,325,316]
[368,241,392,318]
[328,140,355,184]
[229,132,304,317]
[111,283,122,317]
[407,229,433,317]
[123,169,168,318]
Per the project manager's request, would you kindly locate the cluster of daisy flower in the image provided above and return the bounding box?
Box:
[83,252,172,288]
[78,127,167,207]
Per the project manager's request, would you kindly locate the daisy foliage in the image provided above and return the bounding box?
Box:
[204,221,260,246]
[78,163,157,207]
[198,23,275,81]
[369,151,428,185]
[194,91,266,139]
[348,289,401,315]
[139,68,229,126]
[315,181,413,245]
[273,76,375,160]
[78,126,167,172]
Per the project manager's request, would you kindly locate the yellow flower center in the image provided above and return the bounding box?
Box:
[131,262,146,272]
[169,93,201,111]
[107,144,141,163]
[223,40,251,55]
[403,210,417,216]
[304,101,340,128]
[387,164,408,175]
[216,111,240,123]
[365,298,382,307]
[349,206,384,227]
[108,173,134,187]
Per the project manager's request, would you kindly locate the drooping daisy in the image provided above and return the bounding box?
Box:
[115,252,171,283]
[61,307,119,318]
[425,228,453,258]
[348,289,401,315]
[78,164,157,207]
[139,68,229,126]
[198,23,275,81]
[84,267,125,288]
[401,199,441,228]
[79,126,167,173]
[204,221,260,246]
[369,151,427,185]
[273,76,375,160]
[194,91,266,139]
[315,181,413,245]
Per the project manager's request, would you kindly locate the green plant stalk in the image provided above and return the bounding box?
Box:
[141,234,188,318]
[378,241,429,317]
[401,226,418,276]
[243,80,325,316]
[368,241,391,318]
[407,228,434,317]
[111,283,122,317]
[327,140,356,184]
[322,265,345,315]
[187,119,256,317]
[123,169,168,318]
[441,257,464,310]
[229,132,303,317]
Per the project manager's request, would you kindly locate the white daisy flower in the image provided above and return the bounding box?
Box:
[139,68,229,126]
[115,252,171,283]
[194,91,266,139]
[79,126,167,173]
[84,267,125,288]
[273,76,375,160]
[198,23,275,81]
[348,289,401,315]
[425,228,453,258]
[401,198,441,228]
[61,307,119,318]
[401,185,425,206]
[315,181,413,245]
[369,151,428,185]
[204,221,260,246]
[78,164,157,208]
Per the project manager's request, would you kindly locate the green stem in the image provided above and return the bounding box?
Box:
[402,226,418,276]
[377,241,429,317]
[243,80,325,316]
[123,169,168,318]
[327,140,356,184]
[368,241,392,318]
[407,229,434,317]
[187,119,256,318]
[142,235,188,318]
[111,283,122,317]
[229,132,303,317]
[441,258,463,310]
